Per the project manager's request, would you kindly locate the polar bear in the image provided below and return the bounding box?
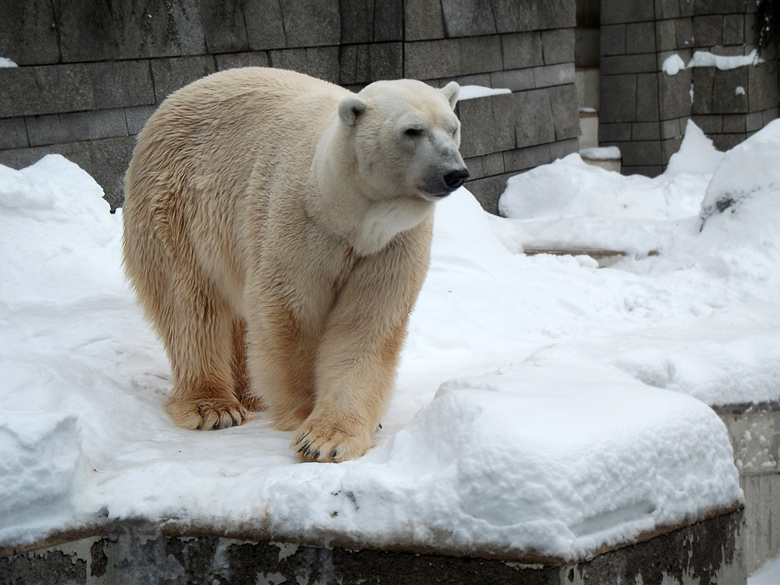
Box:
[122,67,469,462]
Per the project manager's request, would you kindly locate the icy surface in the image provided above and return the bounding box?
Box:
[7,119,780,559]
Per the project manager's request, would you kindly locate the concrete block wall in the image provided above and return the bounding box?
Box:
[0,0,580,214]
[599,0,778,176]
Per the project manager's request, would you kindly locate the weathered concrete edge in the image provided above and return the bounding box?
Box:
[0,502,743,566]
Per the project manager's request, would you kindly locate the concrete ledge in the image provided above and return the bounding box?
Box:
[0,508,745,585]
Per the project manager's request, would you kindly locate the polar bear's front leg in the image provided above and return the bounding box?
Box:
[290,227,430,462]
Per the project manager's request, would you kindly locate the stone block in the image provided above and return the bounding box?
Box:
[660,117,684,139]
[441,0,497,37]
[0,118,28,149]
[458,92,516,157]
[244,1,286,50]
[549,137,579,160]
[549,83,580,140]
[661,136,683,163]
[459,36,503,75]
[464,156,485,179]
[340,0,374,44]
[627,22,657,54]
[692,113,723,133]
[490,69,536,91]
[482,152,506,175]
[712,133,744,151]
[620,140,664,166]
[278,0,340,48]
[197,0,249,53]
[269,49,307,74]
[659,68,693,119]
[502,32,544,70]
[636,73,660,121]
[215,51,270,71]
[542,29,575,65]
[374,0,403,41]
[599,122,632,141]
[632,121,661,140]
[0,64,93,118]
[655,0,681,20]
[676,17,695,47]
[534,63,575,88]
[722,114,747,133]
[125,105,157,135]
[599,74,637,123]
[722,14,745,45]
[712,67,748,113]
[749,61,779,112]
[503,143,552,172]
[0,0,59,65]
[86,60,156,110]
[746,111,764,132]
[151,56,215,102]
[538,0,576,29]
[694,0,747,15]
[469,172,515,214]
[600,0,655,25]
[678,0,695,17]
[601,54,658,75]
[600,24,626,56]
[763,108,779,127]
[304,47,340,83]
[693,15,723,47]
[404,0,445,41]
[405,39,460,79]
[58,0,206,62]
[514,89,556,148]
[456,73,492,87]
[655,20,678,52]
[692,67,715,114]
[493,0,540,33]
[340,43,402,85]
[26,108,128,147]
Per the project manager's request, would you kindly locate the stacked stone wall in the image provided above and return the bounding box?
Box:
[599,0,778,176]
[0,0,580,214]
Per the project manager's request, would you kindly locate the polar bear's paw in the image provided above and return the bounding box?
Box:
[291,420,373,463]
[166,395,249,430]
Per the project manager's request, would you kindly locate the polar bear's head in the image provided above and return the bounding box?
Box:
[337,79,470,203]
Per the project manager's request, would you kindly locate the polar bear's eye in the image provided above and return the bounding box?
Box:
[404,127,423,138]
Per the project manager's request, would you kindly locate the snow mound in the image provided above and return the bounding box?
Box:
[0,412,84,544]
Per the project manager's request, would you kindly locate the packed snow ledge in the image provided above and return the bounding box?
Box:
[7,120,780,561]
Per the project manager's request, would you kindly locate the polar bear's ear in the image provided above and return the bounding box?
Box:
[338,95,368,127]
[440,81,460,110]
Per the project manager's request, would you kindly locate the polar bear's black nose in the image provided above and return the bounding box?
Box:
[443,168,470,190]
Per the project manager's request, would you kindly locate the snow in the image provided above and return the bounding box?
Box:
[663,49,762,76]
[9,118,780,562]
[662,53,686,76]
[458,85,511,100]
[580,146,622,160]
[0,57,17,67]
[749,552,780,584]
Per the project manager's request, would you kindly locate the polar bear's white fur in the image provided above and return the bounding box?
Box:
[122,67,469,462]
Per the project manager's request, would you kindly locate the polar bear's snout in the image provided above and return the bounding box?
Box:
[443,168,470,190]
[421,164,470,198]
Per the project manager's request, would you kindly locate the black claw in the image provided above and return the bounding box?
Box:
[297,440,310,454]
[312,450,320,460]
[331,450,339,459]
[295,431,310,446]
